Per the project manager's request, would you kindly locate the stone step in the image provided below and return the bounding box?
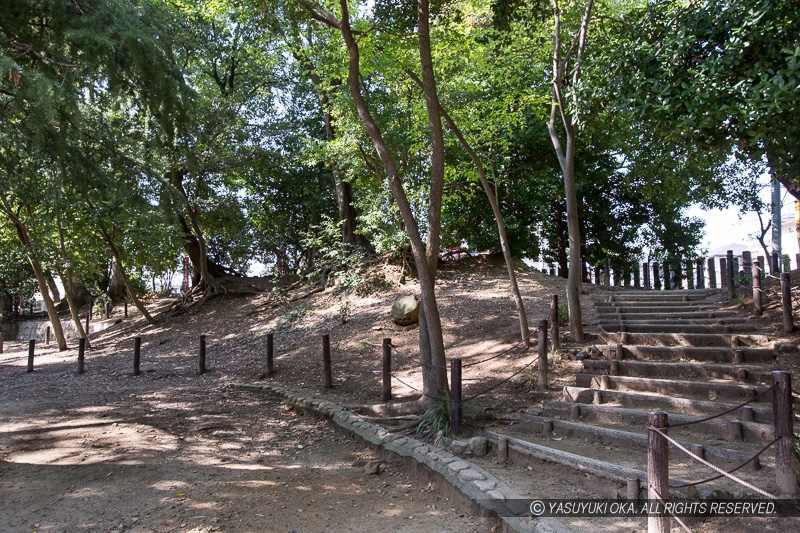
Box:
[562,386,777,425]
[581,359,777,384]
[575,373,773,404]
[540,401,775,443]
[597,310,740,320]
[596,300,717,308]
[604,290,719,302]
[517,413,767,469]
[598,330,772,348]
[599,322,758,334]
[597,345,776,364]
[595,305,722,314]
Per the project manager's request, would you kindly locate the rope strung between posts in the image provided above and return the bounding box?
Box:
[651,485,692,533]
[388,371,438,400]
[666,384,775,429]
[668,436,780,489]
[463,356,540,402]
[646,424,779,499]
[461,330,536,368]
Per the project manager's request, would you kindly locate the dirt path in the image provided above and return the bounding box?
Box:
[0,341,488,533]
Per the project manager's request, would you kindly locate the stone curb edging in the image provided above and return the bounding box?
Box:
[231,382,572,533]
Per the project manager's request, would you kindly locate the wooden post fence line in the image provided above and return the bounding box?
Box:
[450,358,462,437]
[266,332,274,377]
[322,333,332,388]
[382,337,392,402]
[199,334,206,374]
[133,336,141,376]
[27,339,35,373]
[726,250,735,300]
[781,273,794,333]
[647,410,670,533]
[0,331,4,354]
[78,337,85,374]
[538,319,548,392]
[549,295,559,351]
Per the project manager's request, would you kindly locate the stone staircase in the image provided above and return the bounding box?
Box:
[485,288,790,501]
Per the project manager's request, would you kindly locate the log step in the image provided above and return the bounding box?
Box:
[575,373,773,403]
[599,323,758,334]
[541,401,775,443]
[517,413,767,468]
[598,331,772,348]
[597,310,739,320]
[562,386,776,425]
[597,345,776,364]
[581,359,777,384]
[595,304,721,314]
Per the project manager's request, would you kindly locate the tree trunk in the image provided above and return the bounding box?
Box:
[411,71,530,347]
[58,268,91,348]
[0,202,68,350]
[312,0,448,401]
[99,227,155,325]
[107,256,128,303]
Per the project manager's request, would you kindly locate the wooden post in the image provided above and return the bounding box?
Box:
[27,339,35,373]
[322,333,332,388]
[781,273,794,333]
[647,410,670,533]
[634,264,641,288]
[550,295,559,351]
[707,258,716,288]
[696,260,704,289]
[627,476,640,503]
[133,336,141,376]
[643,261,650,289]
[0,331,4,354]
[266,332,274,377]
[538,319,548,391]
[772,371,799,496]
[124,301,128,318]
[78,337,85,374]
[45,326,50,346]
[497,436,508,463]
[742,251,752,276]
[85,311,90,337]
[674,260,683,290]
[773,251,780,274]
[382,337,392,402]
[753,263,763,316]
[726,250,735,300]
[784,255,791,273]
[686,260,694,289]
[199,334,206,374]
[796,253,800,271]
[450,358,462,436]
[652,263,660,290]
[604,258,610,288]
[757,255,765,275]
[720,257,727,288]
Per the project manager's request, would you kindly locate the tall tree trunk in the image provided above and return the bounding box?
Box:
[99,227,155,325]
[55,212,91,347]
[408,69,530,346]
[0,201,68,350]
[546,0,593,342]
[302,0,448,401]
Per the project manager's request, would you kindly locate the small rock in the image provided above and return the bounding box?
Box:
[468,436,488,456]
[573,350,589,361]
[449,440,468,455]
[447,460,470,473]
[364,460,386,475]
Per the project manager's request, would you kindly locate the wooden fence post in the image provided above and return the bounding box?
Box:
[78,337,85,374]
[753,263,763,317]
[450,358,462,436]
[133,336,141,376]
[124,301,128,318]
[85,311,90,337]
[707,258,716,288]
[720,257,727,288]
[27,339,35,373]
[199,334,206,374]
[726,250,735,300]
[773,251,780,274]
[772,371,799,496]
[648,410,670,533]
[604,258,610,288]
[382,337,392,402]
[0,331,4,354]
[550,295,559,351]
[634,264,641,288]
[742,251,752,276]
[696,260,705,289]
[266,332,274,377]
[45,326,50,346]
[781,273,794,333]
[652,263,660,290]
[643,261,650,289]
[686,260,694,289]
[538,319,548,391]
[322,333,332,388]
